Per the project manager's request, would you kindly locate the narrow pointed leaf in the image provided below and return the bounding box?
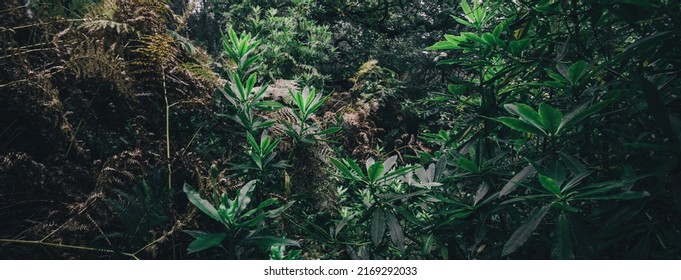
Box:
[371,209,386,246]
[552,213,574,259]
[502,205,550,256]
[500,164,536,197]
[385,211,405,254]
[539,175,562,196]
[184,231,226,254]
[183,183,221,223]
[242,236,300,247]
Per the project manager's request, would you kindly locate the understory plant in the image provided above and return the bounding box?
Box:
[418,0,681,259]
[183,179,296,258]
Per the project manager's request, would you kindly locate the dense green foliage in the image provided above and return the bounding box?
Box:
[1,0,680,259]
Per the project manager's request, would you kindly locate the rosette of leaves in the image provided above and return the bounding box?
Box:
[183,180,296,258]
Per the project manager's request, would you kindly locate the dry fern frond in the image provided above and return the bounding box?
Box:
[116,0,172,35]
[83,0,119,20]
[79,19,138,36]
[129,34,179,88]
[65,39,132,95]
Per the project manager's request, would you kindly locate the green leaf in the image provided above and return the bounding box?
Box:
[460,0,472,14]
[500,164,536,197]
[576,191,650,201]
[502,205,550,256]
[515,103,546,134]
[330,157,356,180]
[558,99,612,132]
[559,152,587,174]
[318,127,341,135]
[422,234,435,255]
[539,103,563,135]
[462,32,487,45]
[254,100,283,110]
[371,208,386,246]
[567,60,589,85]
[545,161,567,186]
[447,84,467,95]
[427,41,459,51]
[539,175,562,196]
[242,236,300,247]
[183,183,222,223]
[562,171,591,193]
[367,161,385,183]
[385,211,405,254]
[184,231,226,254]
[457,157,478,172]
[497,117,546,135]
[552,213,574,259]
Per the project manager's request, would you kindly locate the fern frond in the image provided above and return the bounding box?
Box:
[65,39,131,95]
[79,19,138,36]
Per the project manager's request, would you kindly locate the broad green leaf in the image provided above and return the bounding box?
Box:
[515,103,546,133]
[385,211,405,254]
[497,117,546,135]
[184,231,226,254]
[447,84,467,95]
[504,103,521,115]
[502,205,551,256]
[539,103,563,135]
[367,161,385,183]
[539,175,562,196]
[567,60,589,84]
[493,21,506,38]
[183,183,222,223]
[371,209,386,246]
[552,213,574,259]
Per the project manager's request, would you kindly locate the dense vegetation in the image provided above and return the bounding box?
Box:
[1,0,680,259]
